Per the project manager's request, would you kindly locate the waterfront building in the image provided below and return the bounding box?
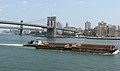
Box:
[108,25,116,37]
[84,21,93,36]
[94,21,117,37]
[95,21,108,37]
[84,29,93,37]
[114,31,120,37]
[94,26,99,36]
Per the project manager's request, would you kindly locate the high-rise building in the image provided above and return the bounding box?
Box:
[85,21,91,30]
[84,21,93,36]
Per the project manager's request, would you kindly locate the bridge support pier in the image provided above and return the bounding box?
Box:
[47,16,57,37]
[19,20,23,35]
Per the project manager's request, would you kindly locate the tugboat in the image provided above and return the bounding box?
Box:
[23,39,119,55]
[23,39,42,47]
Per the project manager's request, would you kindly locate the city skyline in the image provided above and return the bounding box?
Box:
[0,0,120,29]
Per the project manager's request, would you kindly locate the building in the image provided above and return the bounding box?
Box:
[84,29,93,37]
[76,27,82,33]
[98,21,107,26]
[84,21,93,36]
[56,22,63,35]
[85,21,91,30]
[63,23,82,37]
[118,26,120,32]
[94,21,108,37]
[63,22,76,33]
[118,26,120,37]
[66,22,68,27]
[108,25,116,37]
[57,22,62,28]
[63,27,76,33]
[94,21,117,37]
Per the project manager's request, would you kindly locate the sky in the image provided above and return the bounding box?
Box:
[0,0,120,29]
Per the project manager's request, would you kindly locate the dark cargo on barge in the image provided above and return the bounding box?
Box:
[23,39,119,55]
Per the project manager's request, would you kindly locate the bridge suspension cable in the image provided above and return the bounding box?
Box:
[24,18,47,26]
[27,18,46,23]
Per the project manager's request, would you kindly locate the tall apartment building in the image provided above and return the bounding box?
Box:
[84,21,93,36]
[94,21,116,37]
[85,21,91,30]
[94,21,107,37]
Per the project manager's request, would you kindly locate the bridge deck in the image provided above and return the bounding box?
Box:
[0,20,52,28]
[0,20,78,32]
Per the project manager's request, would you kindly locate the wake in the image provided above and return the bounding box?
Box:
[0,43,23,46]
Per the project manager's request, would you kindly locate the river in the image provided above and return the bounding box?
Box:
[0,34,120,71]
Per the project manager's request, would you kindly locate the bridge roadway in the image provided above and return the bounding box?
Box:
[0,26,43,30]
[0,20,52,29]
[57,28,78,32]
[0,20,78,32]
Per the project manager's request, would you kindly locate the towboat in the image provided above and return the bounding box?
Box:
[23,39,119,55]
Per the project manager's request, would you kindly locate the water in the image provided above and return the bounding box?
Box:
[0,34,120,71]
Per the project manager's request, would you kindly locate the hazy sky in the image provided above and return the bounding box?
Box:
[0,0,120,29]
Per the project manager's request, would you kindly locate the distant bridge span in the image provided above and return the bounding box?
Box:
[0,26,43,30]
[0,16,78,37]
[0,20,52,29]
[57,28,78,33]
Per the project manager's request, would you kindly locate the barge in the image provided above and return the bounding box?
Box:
[23,39,119,55]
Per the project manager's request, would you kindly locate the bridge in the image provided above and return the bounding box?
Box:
[0,26,43,30]
[0,16,78,37]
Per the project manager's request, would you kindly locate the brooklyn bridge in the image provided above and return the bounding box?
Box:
[0,16,78,37]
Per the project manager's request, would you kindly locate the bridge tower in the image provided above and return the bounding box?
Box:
[19,20,23,35]
[47,16,57,37]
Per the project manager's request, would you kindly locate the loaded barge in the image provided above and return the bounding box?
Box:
[23,39,119,55]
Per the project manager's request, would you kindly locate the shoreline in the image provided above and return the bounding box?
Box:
[86,37,120,40]
[37,35,120,40]
[2,33,120,40]
[35,35,120,40]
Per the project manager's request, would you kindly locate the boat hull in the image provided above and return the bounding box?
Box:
[23,42,119,55]
[37,46,118,55]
